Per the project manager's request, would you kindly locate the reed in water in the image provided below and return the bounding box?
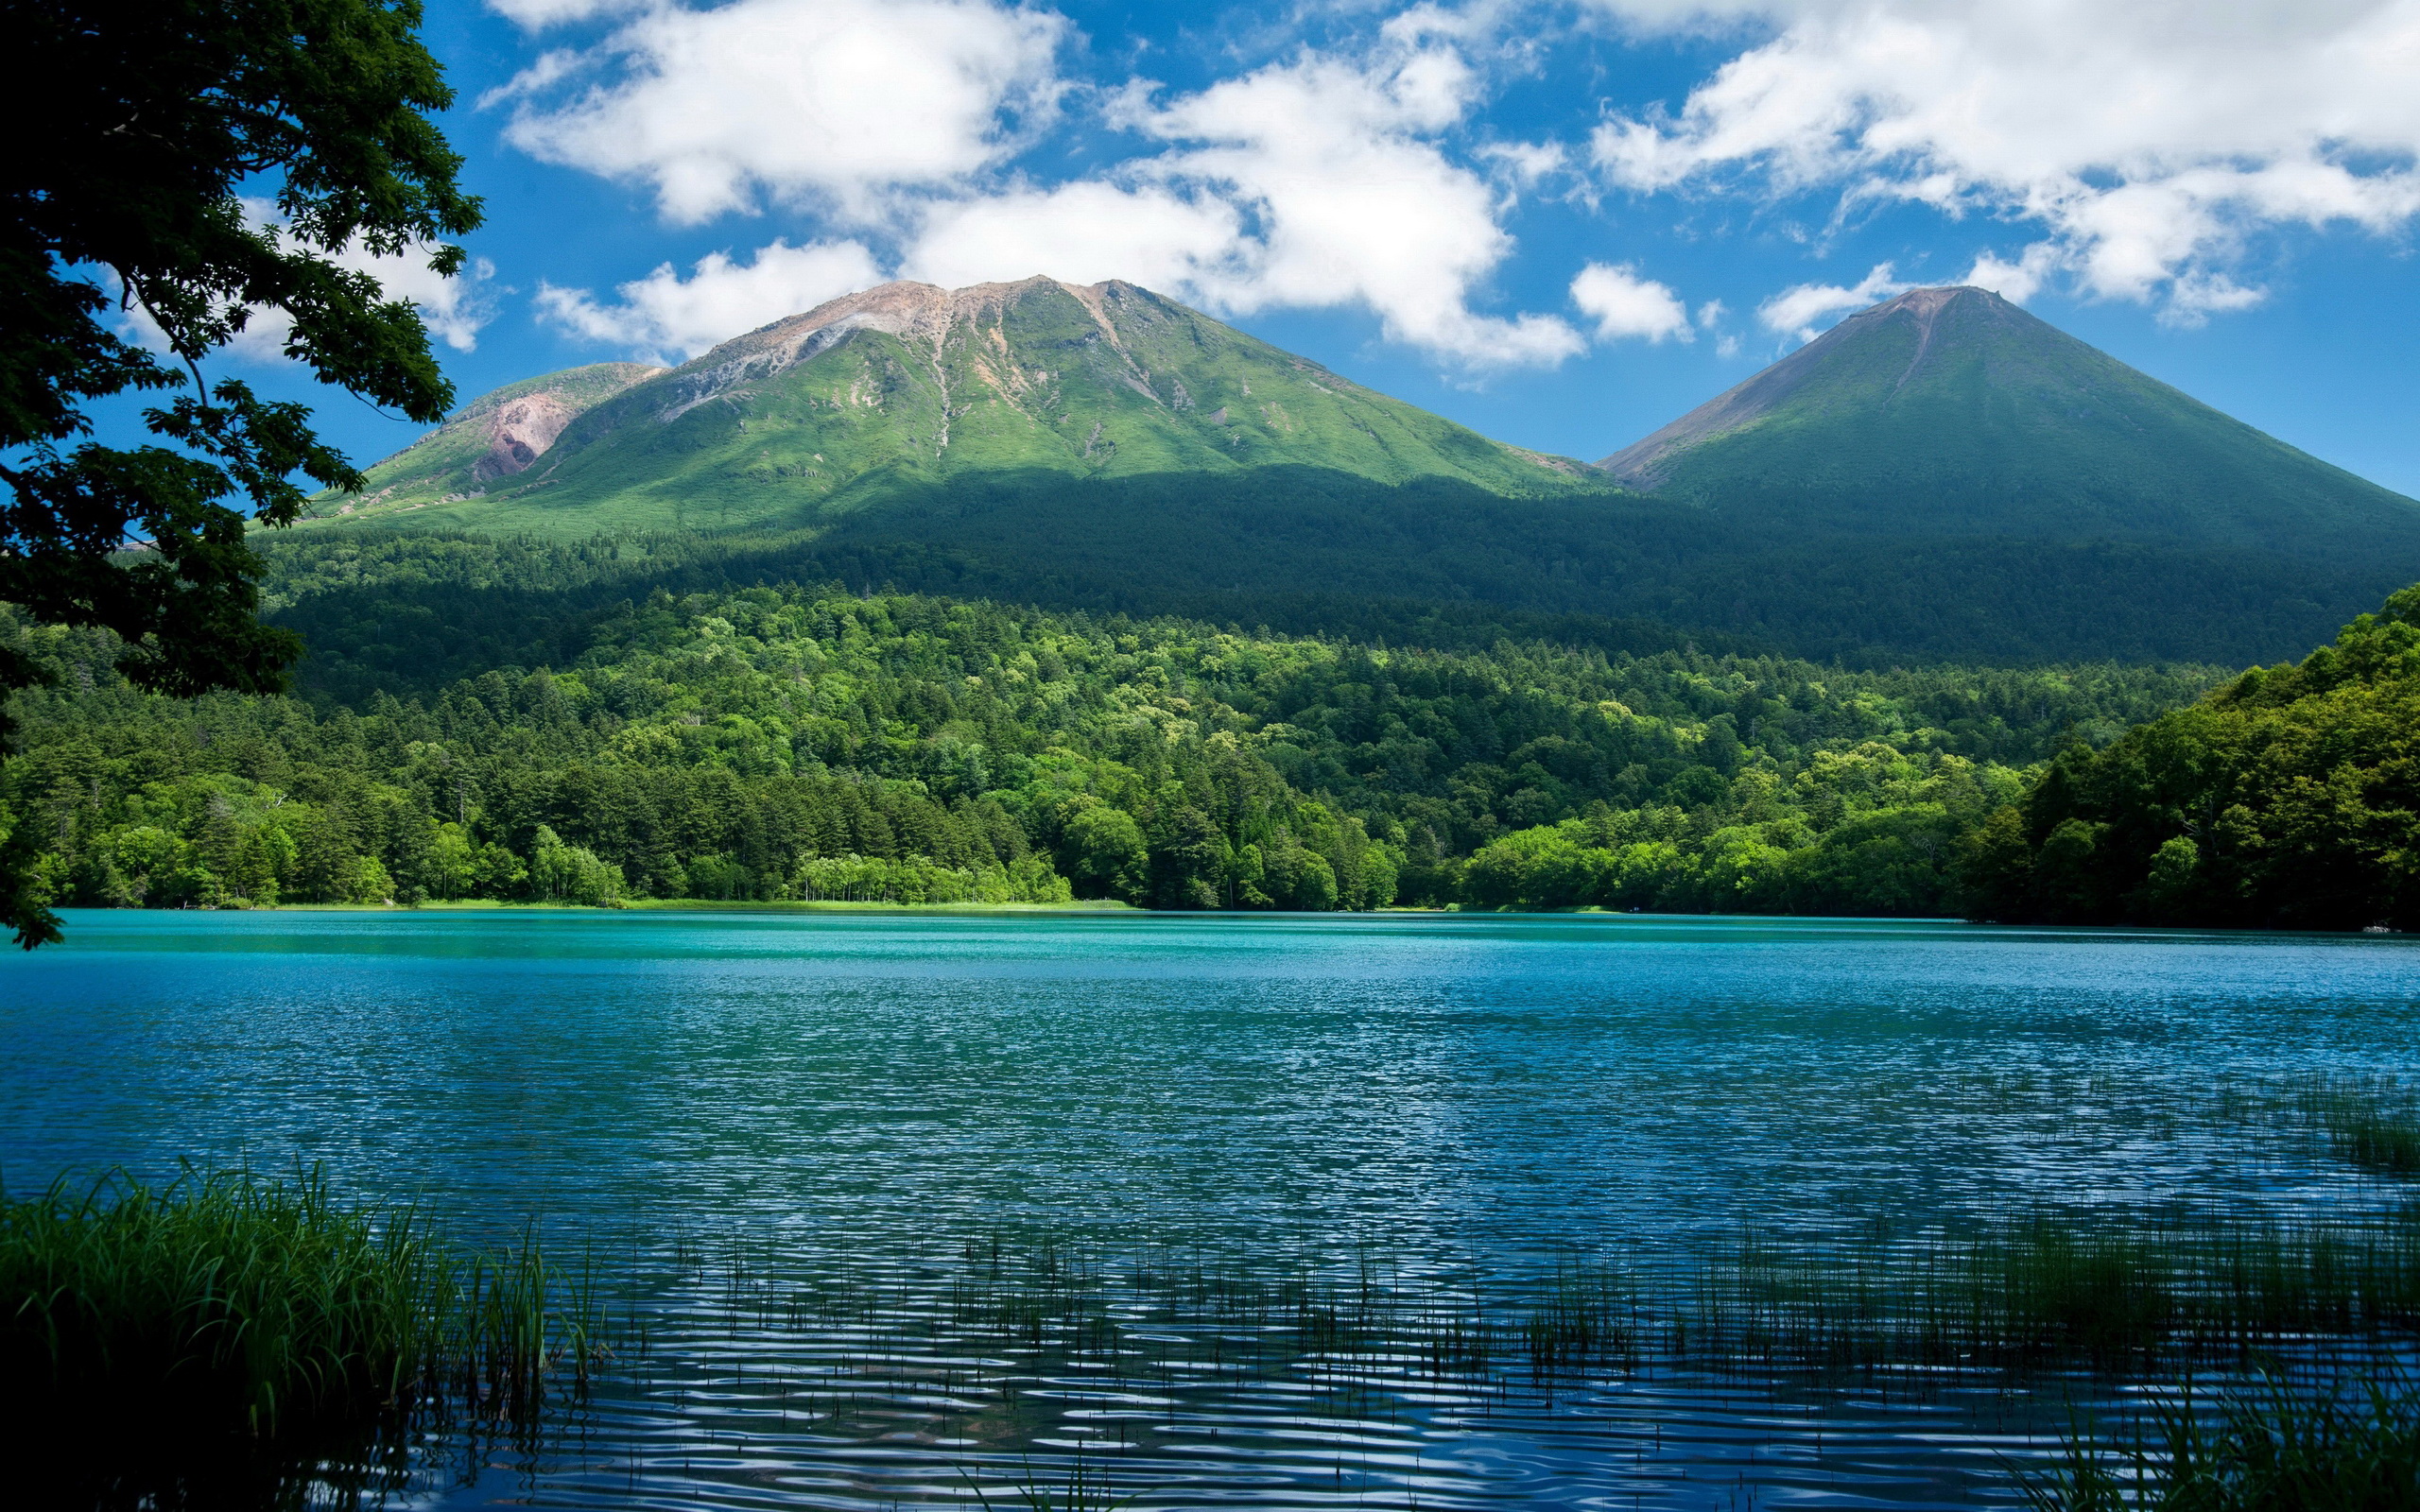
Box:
[0,1166,599,1502]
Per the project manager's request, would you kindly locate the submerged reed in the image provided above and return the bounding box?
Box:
[746,1206,2420,1404]
[962,1453,1137,1512]
[1685,1212,2420,1370]
[0,1166,600,1498]
[2021,1370,2420,1510]
[2300,1075,2420,1177]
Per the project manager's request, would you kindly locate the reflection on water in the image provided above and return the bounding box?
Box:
[4,909,2418,1507]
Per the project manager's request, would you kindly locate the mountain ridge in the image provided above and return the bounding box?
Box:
[323,276,1593,534]
[296,278,2420,666]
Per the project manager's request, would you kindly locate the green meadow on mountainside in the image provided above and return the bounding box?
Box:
[325,277,1591,536]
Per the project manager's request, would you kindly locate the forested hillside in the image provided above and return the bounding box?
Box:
[2,584,2217,919]
[1964,584,2420,932]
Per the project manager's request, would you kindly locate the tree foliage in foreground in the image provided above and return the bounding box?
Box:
[0,0,478,943]
[0,588,2221,917]
[1963,584,2420,932]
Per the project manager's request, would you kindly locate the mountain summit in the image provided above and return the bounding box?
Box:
[1601,284,2420,554]
[334,276,1587,534]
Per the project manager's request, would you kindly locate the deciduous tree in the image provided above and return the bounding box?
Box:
[0,0,479,943]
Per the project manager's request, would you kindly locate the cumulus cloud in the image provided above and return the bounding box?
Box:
[880,23,1584,368]
[1755,262,1908,340]
[486,0,648,26]
[355,247,502,353]
[1962,243,2060,305]
[1583,0,2420,318]
[1119,28,1583,367]
[535,238,881,361]
[903,182,1244,291]
[492,4,1584,368]
[1569,262,1692,341]
[1481,139,1570,188]
[493,0,1067,223]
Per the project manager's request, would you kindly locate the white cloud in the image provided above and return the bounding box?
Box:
[1583,0,2420,318]
[874,25,1584,368]
[1118,30,1583,367]
[494,5,1584,369]
[2165,269,2269,326]
[495,0,1068,224]
[486,0,649,26]
[1755,261,1908,340]
[1569,262,1692,342]
[903,181,1244,291]
[1481,139,1570,188]
[352,247,501,353]
[1962,242,2061,304]
[534,238,881,361]
[117,211,499,364]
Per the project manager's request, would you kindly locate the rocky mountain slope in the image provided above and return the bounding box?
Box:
[325,362,665,519]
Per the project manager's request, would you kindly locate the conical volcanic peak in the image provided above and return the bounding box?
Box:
[1597,284,2420,556]
[1605,286,2072,485]
[320,277,1591,536]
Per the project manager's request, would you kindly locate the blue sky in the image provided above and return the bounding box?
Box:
[216,0,2420,493]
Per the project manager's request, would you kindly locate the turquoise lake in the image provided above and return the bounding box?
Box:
[5,908,2418,1507]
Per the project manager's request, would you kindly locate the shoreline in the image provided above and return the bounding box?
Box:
[168,898,1145,916]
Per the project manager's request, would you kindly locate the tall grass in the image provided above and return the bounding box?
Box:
[886,1211,2420,1392]
[0,1166,598,1498]
[2022,1371,2420,1510]
[2299,1075,2420,1177]
[1685,1213,2420,1371]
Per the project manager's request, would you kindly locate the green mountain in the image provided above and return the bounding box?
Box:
[327,362,665,518]
[1600,284,2420,555]
[295,280,2420,666]
[319,277,1590,534]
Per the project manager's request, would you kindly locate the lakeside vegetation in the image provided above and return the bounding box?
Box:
[0,576,2216,916]
[1967,584,2420,932]
[16,1135,2420,1505]
[2027,1373,2420,1511]
[0,1167,596,1504]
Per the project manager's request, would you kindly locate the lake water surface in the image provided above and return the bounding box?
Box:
[4,909,2417,1508]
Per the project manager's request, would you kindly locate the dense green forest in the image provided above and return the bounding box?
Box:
[1964,585,2420,932]
[302,470,2405,668]
[1,569,2222,916]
